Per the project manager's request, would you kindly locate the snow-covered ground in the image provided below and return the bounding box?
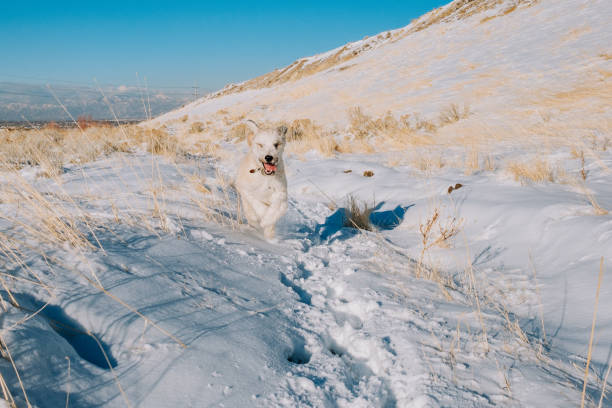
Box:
[1,141,611,407]
[2,0,612,406]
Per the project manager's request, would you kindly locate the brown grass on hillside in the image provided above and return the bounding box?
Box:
[146,128,183,158]
[220,105,475,157]
[0,127,130,174]
[406,0,536,36]
[0,125,199,175]
[189,121,204,134]
[229,122,251,142]
[348,107,437,146]
[480,3,520,24]
[439,104,471,126]
[285,119,340,157]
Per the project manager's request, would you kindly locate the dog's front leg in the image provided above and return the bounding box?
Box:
[240,193,262,228]
[260,192,288,238]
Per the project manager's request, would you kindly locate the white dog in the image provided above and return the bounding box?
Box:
[235,120,288,240]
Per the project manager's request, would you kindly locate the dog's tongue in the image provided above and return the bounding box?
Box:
[264,163,277,173]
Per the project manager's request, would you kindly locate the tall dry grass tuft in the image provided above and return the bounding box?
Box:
[417,206,463,278]
[145,128,183,158]
[283,119,340,157]
[229,122,251,142]
[343,195,374,231]
[507,158,557,184]
[439,104,470,126]
[581,257,604,408]
[286,118,320,142]
[0,126,137,174]
[189,121,204,134]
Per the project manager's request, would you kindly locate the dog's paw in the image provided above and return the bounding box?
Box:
[263,225,276,240]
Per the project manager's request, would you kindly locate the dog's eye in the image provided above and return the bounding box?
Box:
[257,143,263,148]
[274,143,279,149]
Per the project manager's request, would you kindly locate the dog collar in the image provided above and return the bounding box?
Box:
[250,167,276,176]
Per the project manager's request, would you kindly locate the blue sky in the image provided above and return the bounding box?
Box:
[1,1,448,91]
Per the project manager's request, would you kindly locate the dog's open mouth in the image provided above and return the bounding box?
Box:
[263,162,277,175]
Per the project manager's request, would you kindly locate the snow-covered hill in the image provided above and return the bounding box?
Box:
[151,0,611,143]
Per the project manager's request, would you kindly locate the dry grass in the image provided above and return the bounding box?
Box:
[145,128,183,158]
[228,122,251,142]
[417,206,463,278]
[281,119,341,157]
[0,124,200,174]
[347,107,438,149]
[412,153,445,173]
[405,0,535,36]
[343,195,375,231]
[0,123,235,405]
[220,103,481,160]
[189,121,204,134]
[439,104,471,126]
[581,257,604,408]
[185,168,245,230]
[507,158,557,184]
[571,182,610,216]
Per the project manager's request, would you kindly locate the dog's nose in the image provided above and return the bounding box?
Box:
[265,155,273,163]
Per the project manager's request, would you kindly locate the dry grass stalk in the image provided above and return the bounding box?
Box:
[494,358,513,397]
[581,257,604,408]
[190,169,245,230]
[461,232,490,352]
[464,147,479,175]
[0,333,31,408]
[569,181,610,216]
[585,190,609,216]
[1,178,94,250]
[599,354,612,408]
[0,337,17,408]
[417,207,463,277]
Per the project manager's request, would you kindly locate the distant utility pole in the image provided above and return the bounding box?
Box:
[192,83,199,101]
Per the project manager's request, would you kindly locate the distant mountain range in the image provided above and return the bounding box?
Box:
[0,82,196,121]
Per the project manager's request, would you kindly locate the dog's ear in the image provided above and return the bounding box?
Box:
[277,125,288,140]
[244,119,259,146]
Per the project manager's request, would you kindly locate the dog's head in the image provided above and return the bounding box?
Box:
[245,120,287,175]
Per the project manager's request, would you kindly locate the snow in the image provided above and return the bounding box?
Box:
[1,144,611,406]
[2,0,612,406]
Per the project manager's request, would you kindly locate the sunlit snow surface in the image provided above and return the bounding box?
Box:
[2,0,612,406]
[1,145,611,407]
